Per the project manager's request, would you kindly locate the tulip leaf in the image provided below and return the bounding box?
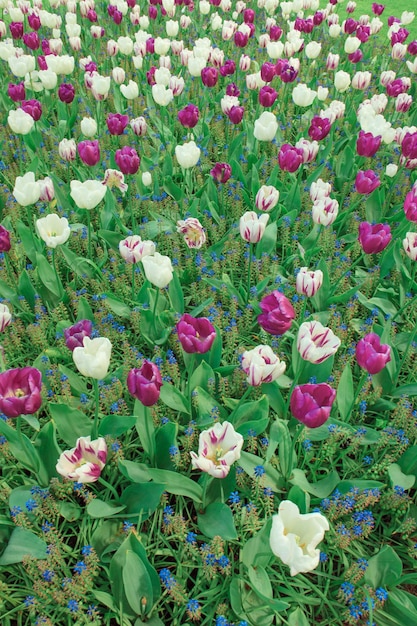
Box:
[159,382,190,415]
[59,502,82,522]
[0,527,47,565]
[118,461,203,503]
[336,363,354,422]
[290,468,340,498]
[133,401,155,463]
[236,418,269,439]
[256,222,277,258]
[123,550,154,616]
[60,245,101,279]
[49,403,93,447]
[155,421,178,470]
[103,293,131,318]
[87,499,126,519]
[58,365,88,396]
[197,503,238,540]
[288,608,311,626]
[241,520,273,569]
[334,480,384,494]
[299,355,335,385]
[238,452,283,492]
[35,252,63,298]
[18,269,36,310]
[230,396,269,429]
[190,361,215,392]
[119,483,165,519]
[387,463,415,490]
[364,546,402,588]
[99,414,136,437]
[0,419,41,476]
[33,421,61,483]
[262,382,286,418]
[168,270,184,314]
[16,219,41,264]
[397,445,417,477]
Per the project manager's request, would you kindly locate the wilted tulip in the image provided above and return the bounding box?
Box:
[270,501,329,576]
[0,367,42,418]
[127,360,163,406]
[355,333,391,374]
[297,321,341,364]
[177,314,216,354]
[190,421,243,478]
[258,291,295,336]
[241,345,286,386]
[56,436,107,483]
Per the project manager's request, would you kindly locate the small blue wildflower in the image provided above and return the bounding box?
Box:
[67,599,79,613]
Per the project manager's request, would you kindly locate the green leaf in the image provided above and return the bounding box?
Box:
[59,501,81,521]
[120,483,165,519]
[159,382,190,415]
[364,546,402,588]
[77,296,95,322]
[33,421,61,483]
[49,403,92,446]
[238,451,283,492]
[134,401,155,463]
[168,270,184,314]
[35,252,63,298]
[262,382,285,418]
[190,361,215,392]
[287,485,310,514]
[123,550,153,616]
[0,419,41,476]
[230,396,269,430]
[119,461,203,503]
[197,502,238,540]
[398,445,417,477]
[0,527,47,565]
[18,269,36,310]
[87,499,126,519]
[99,414,136,437]
[58,364,88,396]
[388,463,415,490]
[155,421,178,470]
[60,245,101,279]
[336,364,354,421]
[290,468,340,498]
[103,293,131,318]
[256,222,277,258]
[241,520,273,568]
[336,480,385,494]
[92,590,118,613]
[288,608,311,626]
[391,384,417,398]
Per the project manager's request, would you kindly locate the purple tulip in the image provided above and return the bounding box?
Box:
[0,367,42,418]
[358,222,391,254]
[226,83,240,97]
[259,86,277,107]
[28,13,41,30]
[234,31,249,48]
[290,383,336,428]
[9,22,23,39]
[258,291,295,336]
[146,66,157,86]
[408,40,417,55]
[278,144,304,173]
[219,60,236,77]
[343,18,357,33]
[269,25,283,41]
[391,28,409,46]
[228,105,244,124]
[355,170,380,195]
[356,25,370,43]
[201,67,219,87]
[243,8,255,22]
[0,226,11,253]
[177,314,216,354]
[356,131,382,157]
[127,360,163,406]
[21,99,42,121]
[210,162,232,183]
[404,188,417,222]
[348,50,363,64]
[313,11,325,25]
[58,83,75,104]
[279,62,299,83]
[115,146,140,175]
[106,113,129,135]
[78,140,101,166]
[178,104,199,128]
[356,333,391,374]
[308,116,331,141]
[87,9,98,21]
[8,82,25,102]
[260,62,276,83]
[386,79,408,98]
[23,31,40,50]
[64,320,93,352]
[372,3,385,15]
[401,133,417,160]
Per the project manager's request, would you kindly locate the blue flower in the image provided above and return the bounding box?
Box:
[67,599,79,613]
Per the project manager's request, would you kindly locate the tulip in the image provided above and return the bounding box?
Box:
[190,421,243,478]
[258,291,295,336]
[253,111,278,142]
[404,188,417,222]
[36,214,71,249]
[372,3,385,15]
[77,140,100,166]
[210,163,232,184]
[308,116,331,141]
[102,169,128,195]
[260,61,276,83]
[297,321,341,364]
[290,383,336,428]
[64,320,93,352]
[70,180,107,210]
[176,314,216,354]
[119,236,155,263]
[142,252,173,289]
[106,113,129,135]
[355,170,381,194]
[177,104,199,128]
[38,177,55,202]
[59,138,76,161]
[270,501,329,576]
[310,179,332,201]
[358,222,391,254]
[73,337,112,380]
[278,144,304,173]
[8,108,34,135]
[296,267,324,297]
[334,70,351,93]
[228,106,244,125]
[311,196,339,227]
[56,436,107,483]
[292,83,317,107]
[402,133,417,160]
[356,131,381,157]
[296,139,319,164]
[403,232,417,260]
[201,67,218,87]
[142,172,152,187]
[352,71,372,90]
[255,185,280,212]
[239,211,269,244]
[259,86,277,107]
[356,333,391,374]
[175,141,200,168]
[8,82,25,101]
[13,172,40,206]
[127,360,163,406]
[0,304,11,333]
[21,99,42,122]
[58,83,75,104]
[130,117,147,136]
[121,80,139,100]
[241,345,286,386]
[0,226,11,252]
[0,367,42,418]
[177,218,206,249]
[115,146,140,175]
[152,83,173,106]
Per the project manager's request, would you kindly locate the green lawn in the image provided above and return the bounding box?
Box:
[338,0,417,41]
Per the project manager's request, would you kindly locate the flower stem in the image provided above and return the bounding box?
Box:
[97,475,119,500]
[87,211,92,259]
[246,243,253,302]
[91,378,100,439]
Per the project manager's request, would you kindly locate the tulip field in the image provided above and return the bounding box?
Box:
[2,0,417,624]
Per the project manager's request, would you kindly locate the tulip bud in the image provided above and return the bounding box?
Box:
[296,267,323,297]
[142,252,173,289]
[255,185,279,212]
[0,303,11,333]
[127,360,163,406]
[356,333,391,374]
[239,211,269,243]
[358,222,391,254]
[290,383,336,427]
[176,314,216,353]
[257,290,295,336]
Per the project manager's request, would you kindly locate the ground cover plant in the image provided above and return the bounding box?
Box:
[0,0,417,624]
